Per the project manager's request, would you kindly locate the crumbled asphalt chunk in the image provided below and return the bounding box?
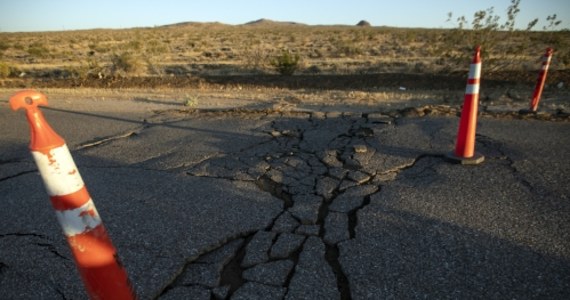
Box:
[326,111,342,118]
[347,170,371,184]
[288,194,322,225]
[266,169,284,184]
[353,144,368,153]
[315,176,339,200]
[328,167,348,180]
[324,212,350,245]
[196,239,244,264]
[244,159,271,179]
[270,233,305,259]
[159,285,211,300]
[319,150,344,168]
[353,146,376,164]
[311,111,326,119]
[285,236,340,299]
[241,231,276,268]
[231,282,287,300]
[271,211,300,233]
[374,171,398,182]
[285,156,308,169]
[242,259,295,286]
[367,113,393,124]
[330,185,379,213]
[343,157,362,170]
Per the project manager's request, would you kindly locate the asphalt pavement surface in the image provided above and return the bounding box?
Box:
[1,96,569,299]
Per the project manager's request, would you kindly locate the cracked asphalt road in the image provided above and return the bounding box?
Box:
[1,97,569,299]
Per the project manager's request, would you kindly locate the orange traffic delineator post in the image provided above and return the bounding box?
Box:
[10,90,136,300]
[445,46,485,165]
[521,47,554,113]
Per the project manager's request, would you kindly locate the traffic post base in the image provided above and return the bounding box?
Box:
[445,151,485,165]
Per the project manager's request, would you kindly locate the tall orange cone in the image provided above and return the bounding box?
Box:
[525,47,554,112]
[10,90,136,300]
[446,46,485,165]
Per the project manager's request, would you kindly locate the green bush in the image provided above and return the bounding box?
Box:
[271,50,300,75]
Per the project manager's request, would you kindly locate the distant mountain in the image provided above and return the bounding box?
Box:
[243,18,307,26]
[157,19,385,29]
[356,20,372,27]
[158,21,230,28]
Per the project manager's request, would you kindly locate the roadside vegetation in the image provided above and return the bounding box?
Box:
[0,1,567,87]
[443,0,567,72]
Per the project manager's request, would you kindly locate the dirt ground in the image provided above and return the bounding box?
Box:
[1,71,569,122]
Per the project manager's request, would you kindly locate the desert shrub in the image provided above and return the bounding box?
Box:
[0,41,9,57]
[0,41,9,51]
[13,43,24,50]
[146,39,169,55]
[271,50,300,75]
[88,43,111,54]
[64,58,106,79]
[0,61,13,78]
[334,41,363,58]
[243,46,269,71]
[111,52,145,75]
[306,65,321,74]
[27,44,50,58]
[127,40,142,51]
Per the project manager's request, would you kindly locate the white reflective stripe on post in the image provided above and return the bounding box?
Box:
[465,84,480,95]
[468,62,482,79]
[32,144,84,196]
[55,199,102,237]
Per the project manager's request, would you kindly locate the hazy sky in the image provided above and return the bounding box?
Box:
[0,0,568,32]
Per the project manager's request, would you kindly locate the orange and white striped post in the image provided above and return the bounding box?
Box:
[527,47,554,112]
[10,90,136,300]
[446,46,485,165]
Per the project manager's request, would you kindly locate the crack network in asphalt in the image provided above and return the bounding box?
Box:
[157,110,405,299]
[4,104,568,299]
